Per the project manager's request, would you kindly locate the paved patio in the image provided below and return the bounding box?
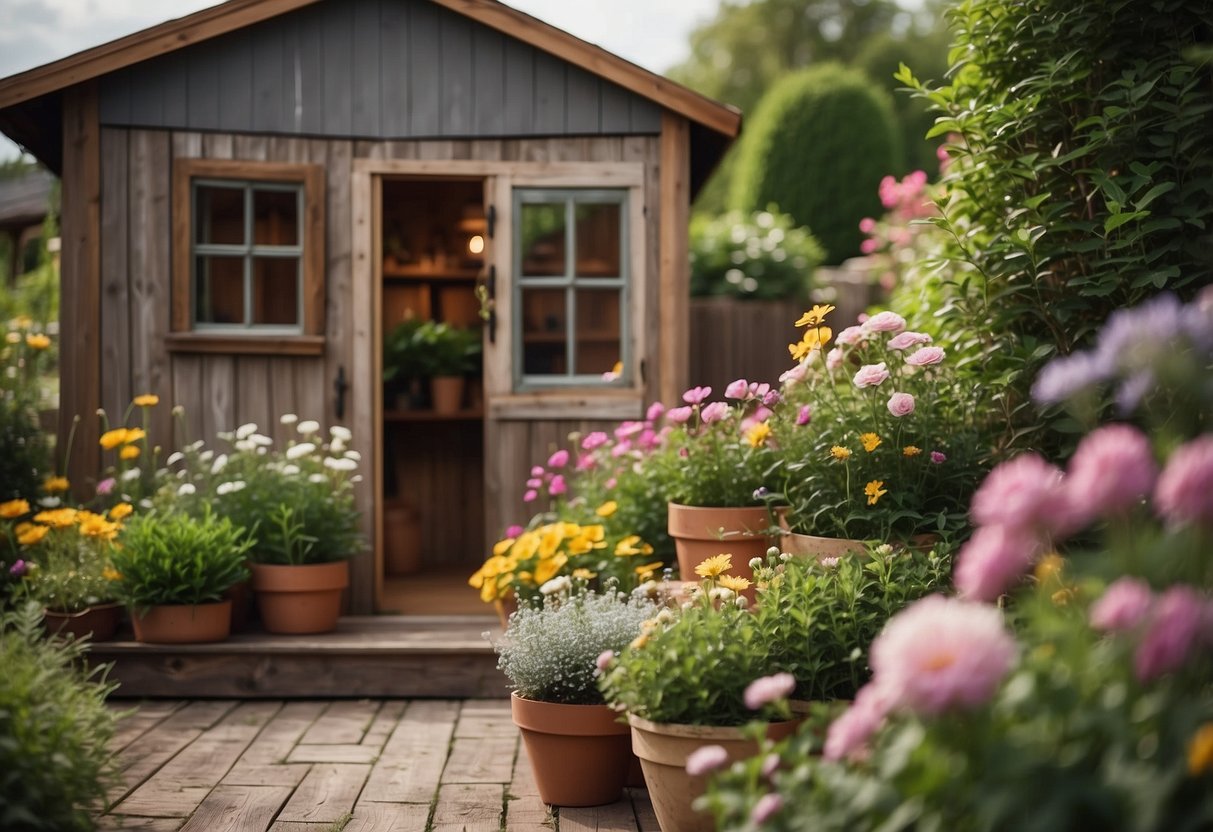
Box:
[100,699,657,832]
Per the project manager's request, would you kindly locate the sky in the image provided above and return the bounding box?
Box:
[0,0,721,160]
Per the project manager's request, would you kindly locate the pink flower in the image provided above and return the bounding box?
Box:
[523,490,538,503]
[1064,424,1157,526]
[526,477,543,489]
[1135,585,1209,682]
[96,477,116,496]
[887,331,932,351]
[665,406,693,424]
[748,382,771,399]
[636,429,662,452]
[646,401,666,422]
[779,363,808,385]
[796,405,812,426]
[1090,577,1154,632]
[596,650,615,672]
[548,475,567,496]
[575,454,596,471]
[744,672,796,710]
[750,793,784,825]
[954,524,1041,602]
[887,392,916,417]
[604,477,617,489]
[505,524,524,538]
[930,451,947,465]
[701,401,731,424]
[761,753,780,778]
[905,346,946,366]
[762,389,782,407]
[969,453,1069,534]
[823,681,896,761]
[581,432,609,451]
[835,326,866,346]
[9,559,27,578]
[685,744,730,777]
[852,362,890,389]
[725,378,750,399]
[547,449,569,469]
[870,595,1016,715]
[1154,435,1213,528]
[682,386,712,405]
[858,217,877,234]
[531,465,545,477]
[826,348,843,371]
[862,311,907,334]
[611,440,632,458]
[860,238,879,254]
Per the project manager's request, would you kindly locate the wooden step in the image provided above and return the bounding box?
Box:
[91,616,507,700]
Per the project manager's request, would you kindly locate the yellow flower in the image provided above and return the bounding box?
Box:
[903,445,922,457]
[744,422,772,448]
[1034,553,1064,584]
[865,480,887,506]
[133,394,159,407]
[13,315,32,330]
[634,561,664,580]
[99,428,129,450]
[103,567,122,582]
[0,499,30,519]
[123,428,147,444]
[581,524,605,543]
[492,537,516,557]
[571,568,596,580]
[795,304,836,328]
[1051,588,1075,607]
[533,553,568,584]
[629,633,649,651]
[78,512,120,540]
[34,508,77,528]
[4,332,19,344]
[43,476,69,493]
[595,500,618,518]
[1187,723,1213,776]
[830,445,852,461]
[860,433,882,452]
[538,525,564,559]
[695,553,733,579]
[510,532,541,561]
[788,327,832,361]
[25,333,50,350]
[120,445,140,460]
[109,503,134,521]
[17,524,49,546]
[718,574,752,592]
[614,535,653,557]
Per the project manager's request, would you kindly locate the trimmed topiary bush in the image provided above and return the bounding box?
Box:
[730,63,902,264]
[689,208,825,300]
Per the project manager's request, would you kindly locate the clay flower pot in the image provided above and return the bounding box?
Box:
[130,600,232,644]
[43,602,123,642]
[250,560,349,634]
[511,693,632,807]
[429,376,465,414]
[667,503,778,585]
[628,714,799,832]
[779,531,867,560]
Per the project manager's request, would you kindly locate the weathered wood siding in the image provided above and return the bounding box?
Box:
[97,0,662,141]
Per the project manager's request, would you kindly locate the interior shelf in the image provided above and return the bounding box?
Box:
[383,263,480,281]
[385,408,484,422]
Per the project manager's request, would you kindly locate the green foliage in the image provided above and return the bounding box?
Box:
[494,583,658,705]
[12,514,120,613]
[899,0,1213,454]
[111,510,251,608]
[0,601,118,832]
[689,209,824,301]
[0,326,52,501]
[384,319,482,380]
[731,64,902,263]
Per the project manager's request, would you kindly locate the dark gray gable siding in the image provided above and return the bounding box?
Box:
[98,0,661,138]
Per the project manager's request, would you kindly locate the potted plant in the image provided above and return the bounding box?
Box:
[598,555,798,832]
[111,509,251,643]
[418,320,482,414]
[383,316,428,410]
[3,500,126,641]
[492,579,658,806]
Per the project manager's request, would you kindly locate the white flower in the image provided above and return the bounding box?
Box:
[280,413,298,425]
[250,433,273,446]
[166,451,184,466]
[539,575,572,596]
[217,431,234,442]
[281,464,301,476]
[344,450,362,461]
[38,496,62,508]
[286,442,315,460]
[177,483,196,496]
[216,480,247,495]
[330,437,346,454]
[324,457,358,472]
[177,469,187,479]
[211,453,228,474]
[139,499,154,509]
[121,468,142,482]
[749,557,763,571]
[350,475,363,483]
[308,473,326,484]
[257,447,267,455]
[330,425,352,442]
[234,439,255,452]
[188,440,206,452]
[297,420,320,436]
[235,422,258,440]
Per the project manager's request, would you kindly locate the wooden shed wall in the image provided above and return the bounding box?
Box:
[96,0,662,141]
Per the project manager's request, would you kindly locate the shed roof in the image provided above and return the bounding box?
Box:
[0,0,740,180]
[0,167,54,230]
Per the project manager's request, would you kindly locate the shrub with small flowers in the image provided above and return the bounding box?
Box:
[689,209,825,301]
[0,317,52,502]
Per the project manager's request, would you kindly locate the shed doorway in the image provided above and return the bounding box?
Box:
[378,176,490,615]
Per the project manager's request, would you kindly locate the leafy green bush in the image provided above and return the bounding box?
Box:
[0,325,52,501]
[0,601,117,831]
[731,64,902,264]
[385,319,481,380]
[689,209,824,300]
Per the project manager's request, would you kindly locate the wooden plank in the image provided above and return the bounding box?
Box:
[378,0,409,137]
[109,700,182,753]
[566,66,601,135]
[216,28,253,132]
[631,790,659,832]
[278,763,371,823]
[432,783,503,832]
[362,699,458,803]
[351,0,381,137]
[301,700,381,745]
[201,354,236,438]
[504,743,550,832]
[221,764,311,788]
[658,112,690,407]
[361,700,406,748]
[454,700,515,739]
[288,744,380,765]
[533,51,565,135]
[441,736,516,784]
[178,785,292,832]
[560,802,638,832]
[501,39,535,137]
[409,0,442,136]
[600,82,633,135]
[97,816,184,831]
[345,802,431,832]
[232,700,326,766]
[440,11,474,136]
[99,126,131,425]
[349,154,376,614]
[268,824,335,832]
[320,1,353,137]
[110,700,240,804]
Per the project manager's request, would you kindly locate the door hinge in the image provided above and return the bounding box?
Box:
[486,204,497,239]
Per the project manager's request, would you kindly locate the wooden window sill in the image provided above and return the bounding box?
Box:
[165,333,326,356]
[488,391,644,421]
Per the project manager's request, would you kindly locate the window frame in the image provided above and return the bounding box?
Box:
[512,188,630,391]
[170,159,325,355]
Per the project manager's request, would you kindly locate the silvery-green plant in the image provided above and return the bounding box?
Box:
[493,581,658,705]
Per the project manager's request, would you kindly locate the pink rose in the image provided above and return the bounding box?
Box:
[523,489,538,503]
[614,421,645,440]
[826,348,843,371]
[796,405,812,426]
[862,311,907,334]
[1154,435,1213,528]
[823,681,895,762]
[682,386,712,405]
[526,477,543,489]
[852,362,890,389]
[835,326,866,346]
[858,217,877,234]
[611,440,632,457]
[744,672,796,710]
[905,346,946,367]
[1064,424,1157,527]
[548,475,566,496]
[547,449,569,468]
[779,363,808,385]
[725,378,750,400]
[762,389,782,407]
[954,524,1041,602]
[701,401,730,424]
[685,744,729,777]
[887,392,915,417]
[530,465,544,477]
[1135,585,1209,682]
[1090,577,1154,632]
[581,431,608,451]
[646,401,666,422]
[750,794,784,825]
[887,331,932,351]
[665,406,693,424]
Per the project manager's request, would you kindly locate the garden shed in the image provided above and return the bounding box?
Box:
[0,0,739,615]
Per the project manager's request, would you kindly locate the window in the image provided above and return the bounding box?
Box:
[171,160,325,354]
[513,189,628,388]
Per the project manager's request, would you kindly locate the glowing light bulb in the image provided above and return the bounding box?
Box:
[468,235,485,255]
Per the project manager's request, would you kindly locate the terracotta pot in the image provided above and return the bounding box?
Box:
[430,376,465,414]
[129,600,232,644]
[494,592,519,628]
[667,503,778,587]
[511,693,632,807]
[628,714,799,832]
[383,502,423,576]
[223,576,252,633]
[43,602,122,642]
[779,531,868,560]
[250,560,349,634]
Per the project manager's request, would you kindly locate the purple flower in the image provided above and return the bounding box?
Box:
[725,378,750,400]
[930,451,947,465]
[1064,424,1157,526]
[1154,435,1213,528]
[547,449,569,468]
[744,672,796,710]
[9,559,28,578]
[905,346,946,367]
[888,331,932,351]
[750,793,784,825]
[1090,577,1154,632]
[862,310,907,334]
[852,362,890,389]
[96,477,117,496]
[682,386,712,405]
[1031,351,1110,404]
[887,392,916,417]
[762,389,782,407]
[701,401,731,424]
[665,406,693,424]
[796,405,812,426]
[1135,585,1209,682]
[752,487,770,501]
[646,401,666,422]
[581,431,609,451]
[685,744,730,777]
[505,524,524,538]
[823,681,895,761]
[954,524,1040,602]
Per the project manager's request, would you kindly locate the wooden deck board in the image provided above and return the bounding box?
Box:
[277,763,372,823]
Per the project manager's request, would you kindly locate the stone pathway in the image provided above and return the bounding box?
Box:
[100,699,656,831]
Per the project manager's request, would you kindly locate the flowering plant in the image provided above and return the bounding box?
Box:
[690,208,825,301]
[158,414,364,565]
[0,317,52,502]
[92,393,166,510]
[491,579,658,705]
[857,166,949,296]
[770,304,985,542]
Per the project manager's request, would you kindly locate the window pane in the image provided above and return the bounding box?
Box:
[574,289,622,376]
[253,188,299,246]
[252,257,299,325]
[575,202,621,277]
[521,288,567,375]
[195,256,245,324]
[196,185,244,245]
[519,202,566,276]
